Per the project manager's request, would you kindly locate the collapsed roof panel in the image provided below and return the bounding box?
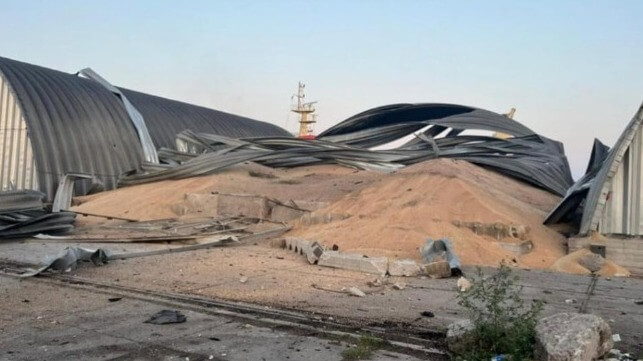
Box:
[0,190,76,239]
[121,101,574,196]
[318,103,534,140]
[546,102,643,236]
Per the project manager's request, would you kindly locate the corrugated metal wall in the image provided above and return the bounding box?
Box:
[0,72,37,191]
[0,56,292,201]
[600,122,643,235]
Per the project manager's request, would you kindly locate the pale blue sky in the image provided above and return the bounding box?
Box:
[1,0,641,178]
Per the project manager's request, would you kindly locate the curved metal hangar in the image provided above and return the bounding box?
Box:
[0,56,290,200]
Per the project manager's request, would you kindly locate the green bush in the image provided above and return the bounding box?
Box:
[455,264,543,361]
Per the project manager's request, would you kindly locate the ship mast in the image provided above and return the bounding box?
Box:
[291,82,317,139]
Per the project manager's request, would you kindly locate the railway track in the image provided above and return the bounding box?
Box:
[1,262,448,360]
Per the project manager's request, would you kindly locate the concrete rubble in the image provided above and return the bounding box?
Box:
[388,259,422,277]
[345,286,366,297]
[284,237,325,264]
[318,251,389,276]
[423,260,452,279]
[535,313,613,361]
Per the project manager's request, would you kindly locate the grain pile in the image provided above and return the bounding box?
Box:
[73,158,569,269]
[287,159,567,269]
[550,248,631,276]
[72,163,379,222]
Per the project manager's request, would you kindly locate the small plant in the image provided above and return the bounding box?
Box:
[455,264,543,361]
[341,334,388,360]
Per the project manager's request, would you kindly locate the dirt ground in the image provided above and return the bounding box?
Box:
[0,275,424,361]
[1,239,641,355]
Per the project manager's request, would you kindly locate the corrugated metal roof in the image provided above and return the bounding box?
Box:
[120,87,290,149]
[0,56,290,201]
[545,102,643,236]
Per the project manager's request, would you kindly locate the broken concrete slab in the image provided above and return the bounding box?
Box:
[495,239,533,256]
[299,212,352,226]
[270,203,309,222]
[181,192,270,219]
[318,251,388,276]
[423,260,451,279]
[217,193,270,218]
[388,259,421,277]
[284,238,325,264]
[452,220,530,240]
[535,313,613,361]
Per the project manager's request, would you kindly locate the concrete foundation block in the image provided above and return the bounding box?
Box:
[423,260,451,278]
[388,259,421,277]
[217,193,269,218]
[270,204,309,222]
[285,238,325,264]
[318,251,388,276]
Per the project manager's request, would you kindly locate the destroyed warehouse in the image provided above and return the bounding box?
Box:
[1,56,642,278]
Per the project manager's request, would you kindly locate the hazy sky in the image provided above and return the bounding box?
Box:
[1,0,641,178]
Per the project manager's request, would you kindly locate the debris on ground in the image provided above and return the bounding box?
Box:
[21,247,110,277]
[420,311,435,318]
[318,251,388,276]
[0,190,76,238]
[421,237,461,270]
[535,313,613,361]
[345,287,366,297]
[456,277,472,292]
[388,259,421,277]
[423,260,452,279]
[144,310,187,325]
[367,278,386,287]
[392,282,406,290]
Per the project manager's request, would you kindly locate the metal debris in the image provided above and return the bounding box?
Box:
[120,102,573,197]
[21,247,110,277]
[0,190,76,239]
[52,173,94,212]
[144,310,187,325]
[421,238,461,271]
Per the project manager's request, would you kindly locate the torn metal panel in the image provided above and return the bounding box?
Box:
[21,246,110,277]
[0,189,76,239]
[546,102,643,236]
[52,173,94,212]
[0,211,76,239]
[78,68,159,163]
[318,103,534,141]
[121,107,573,196]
